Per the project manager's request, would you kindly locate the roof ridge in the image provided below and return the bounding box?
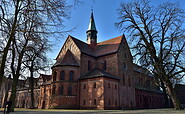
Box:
[97,35,122,44]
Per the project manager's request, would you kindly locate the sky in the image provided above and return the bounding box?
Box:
[47,0,185,82]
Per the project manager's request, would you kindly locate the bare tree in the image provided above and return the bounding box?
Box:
[0,0,70,89]
[116,0,185,109]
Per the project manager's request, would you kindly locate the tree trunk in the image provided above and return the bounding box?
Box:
[160,80,170,108]
[29,66,35,109]
[165,80,182,110]
[9,75,19,112]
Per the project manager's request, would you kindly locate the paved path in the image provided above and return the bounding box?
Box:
[0,108,185,114]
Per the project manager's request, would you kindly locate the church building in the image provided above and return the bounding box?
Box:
[38,12,165,109]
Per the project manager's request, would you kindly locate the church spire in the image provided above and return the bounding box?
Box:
[86,11,98,47]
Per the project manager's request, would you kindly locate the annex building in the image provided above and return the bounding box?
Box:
[0,12,165,109]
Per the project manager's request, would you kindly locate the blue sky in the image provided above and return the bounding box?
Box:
[47,0,185,83]
[49,0,185,59]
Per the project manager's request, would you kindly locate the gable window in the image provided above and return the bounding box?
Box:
[60,71,65,80]
[59,85,63,95]
[68,86,72,96]
[53,71,57,81]
[69,71,74,81]
[103,60,106,70]
[88,60,92,71]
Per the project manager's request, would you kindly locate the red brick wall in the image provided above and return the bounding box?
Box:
[135,89,164,109]
[80,77,104,109]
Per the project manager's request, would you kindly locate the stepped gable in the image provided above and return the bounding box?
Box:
[80,68,120,80]
[53,49,79,67]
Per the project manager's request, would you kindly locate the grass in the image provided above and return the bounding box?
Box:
[0,108,185,114]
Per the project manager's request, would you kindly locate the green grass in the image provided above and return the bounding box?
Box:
[0,108,185,114]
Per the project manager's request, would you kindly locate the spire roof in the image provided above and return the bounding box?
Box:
[87,12,97,31]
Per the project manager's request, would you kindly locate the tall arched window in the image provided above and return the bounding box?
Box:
[53,71,57,81]
[103,60,106,70]
[69,71,74,81]
[88,60,92,71]
[68,86,72,96]
[52,85,56,95]
[59,85,63,95]
[60,71,65,80]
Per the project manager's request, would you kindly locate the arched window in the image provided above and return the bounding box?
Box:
[94,99,96,105]
[60,71,65,80]
[108,83,111,89]
[83,84,86,89]
[83,99,86,105]
[59,85,63,95]
[93,83,96,88]
[123,62,127,70]
[53,71,57,81]
[88,60,92,71]
[69,71,74,81]
[123,73,125,86]
[68,86,72,96]
[103,60,106,70]
[128,77,131,87]
[52,85,56,95]
[115,84,117,90]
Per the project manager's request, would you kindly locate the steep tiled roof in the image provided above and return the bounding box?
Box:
[70,35,123,57]
[53,49,79,67]
[95,36,122,57]
[80,68,120,80]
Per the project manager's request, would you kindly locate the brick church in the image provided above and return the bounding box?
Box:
[37,12,165,109]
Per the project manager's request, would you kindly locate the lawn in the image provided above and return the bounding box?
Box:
[0,108,185,114]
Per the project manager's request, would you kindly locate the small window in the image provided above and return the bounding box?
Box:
[123,74,125,85]
[103,60,106,70]
[128,77,131,87]
[83,84,86,89]
[108,83,110,89]
[115,84,117,90]
[60,71,65,80]
[93,83,96,88]
[53,71,57,81]
[94,99,96,105]
[59,85,63,95]
[68,86,72,96]
[69,71,74,81]
[52,85,56,95]
[123,63,127,70]
[83,99,86,105]
[108,99,111,105]
[88,60,92,71]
